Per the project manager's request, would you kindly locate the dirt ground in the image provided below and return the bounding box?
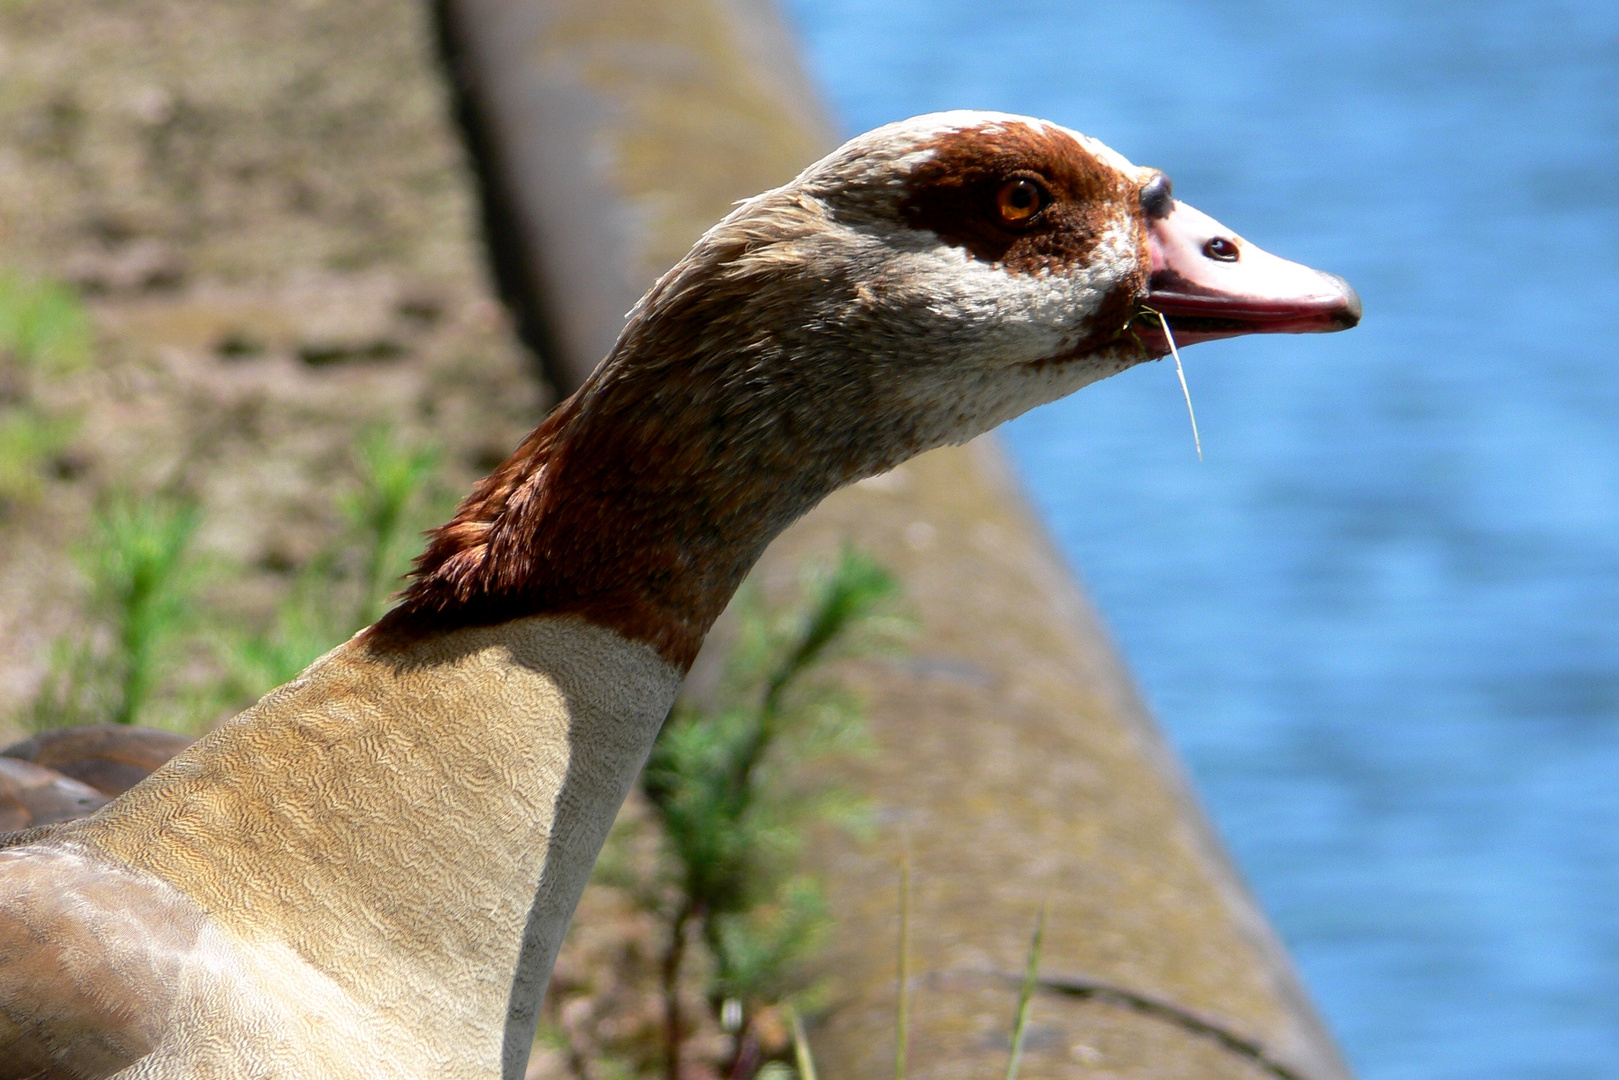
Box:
[0,0,544,733]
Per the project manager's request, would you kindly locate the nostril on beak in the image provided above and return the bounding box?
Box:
[1203,236,1239,262]
[1141,174,1174,220]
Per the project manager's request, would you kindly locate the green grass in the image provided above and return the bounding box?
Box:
[1004,904,1048,1080]
[229,425,444,701]
[226,556,351,697]
[29,493,200,730]
[642,547,903,1080]
[0,272,88,508]
[0,277,451,731]
[0,409,76,505]
[341,425,441,629]
[0,272,91,374]
[89,495,201,726]
[22,421,446,731]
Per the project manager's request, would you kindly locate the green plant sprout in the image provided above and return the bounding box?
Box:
[29,493,200,730]
[0,410,76,506]
[643,546,901,1080]
[227,552,350,698]
[1004,903,1047,1080]
[21,424,445,733]
[0,273,91,374]
[230,425,443,701]
[92,496,201,726]
[0,273,89,507]
[342,425,441,628]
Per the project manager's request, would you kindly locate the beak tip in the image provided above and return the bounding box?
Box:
[1323,272,1362,329]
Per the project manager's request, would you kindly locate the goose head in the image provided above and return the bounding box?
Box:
[395,111,1359,666]
[608,110,1360,462]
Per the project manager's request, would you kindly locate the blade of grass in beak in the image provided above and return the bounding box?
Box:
[1157,310,1203,461]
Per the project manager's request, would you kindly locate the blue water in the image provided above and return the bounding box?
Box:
[780,2,1619,1076]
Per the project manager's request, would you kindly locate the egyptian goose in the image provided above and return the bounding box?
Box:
[0,112,1357,1080]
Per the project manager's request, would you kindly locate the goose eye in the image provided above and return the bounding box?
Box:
[995,177,1046,225]
[1203,236,1240,261]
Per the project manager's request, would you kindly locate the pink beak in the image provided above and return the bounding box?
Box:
[1137,197,1361,351]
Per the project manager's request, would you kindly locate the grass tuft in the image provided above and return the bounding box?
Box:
[29,492,200,730]
[342,425,440,628]
[89,495,201,725]
[0,272,88,508]
[228,425,443,700]
[1004,903,1047,1080]
[0,410,76,505]
[643,546,902,1080]
[0,272,91,374]
[19,423,446,733]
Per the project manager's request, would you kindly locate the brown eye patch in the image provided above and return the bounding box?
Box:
[900,122,1134,275]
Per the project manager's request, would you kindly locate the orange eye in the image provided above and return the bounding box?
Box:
[995,176,1046,225]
